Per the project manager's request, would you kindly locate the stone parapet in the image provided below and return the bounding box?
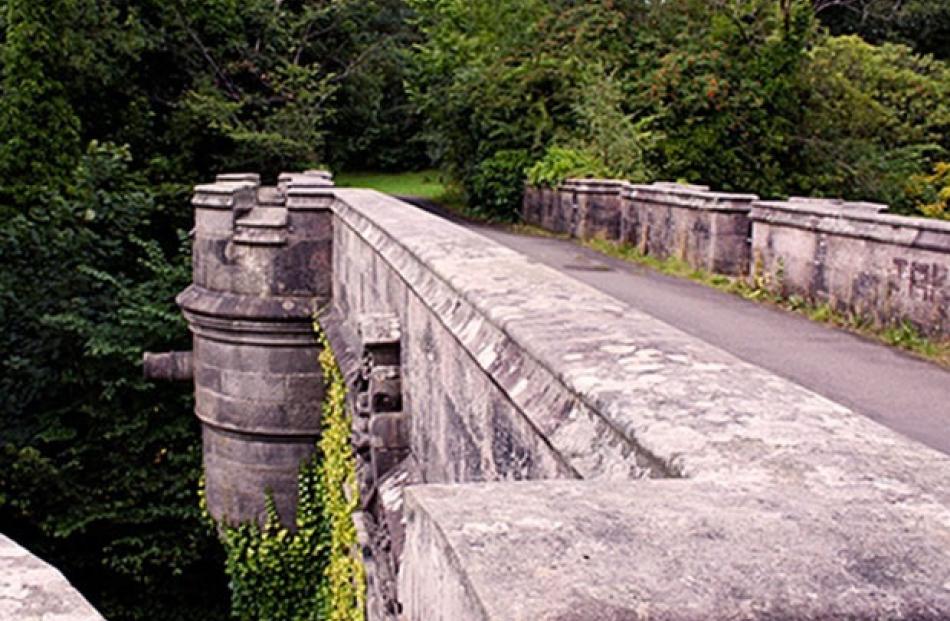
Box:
[751,198,950,333]
[332,189,950,619]
[523,183,572,234]
[401,480,950,621]
[621,182,758,275]
[0,534,104,621]
[563,178,630,240]
[522,179,758,274]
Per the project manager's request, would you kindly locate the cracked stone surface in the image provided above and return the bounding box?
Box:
[0,534,103,621]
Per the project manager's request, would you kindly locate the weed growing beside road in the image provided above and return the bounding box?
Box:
[578,237,950,368]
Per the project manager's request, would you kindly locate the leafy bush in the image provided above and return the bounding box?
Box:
[794,35,950,209]
[468,149,532,221]
[563,68,656,183]
[217,325,363,621]
[525,146,609,187]
[907,161,950,219]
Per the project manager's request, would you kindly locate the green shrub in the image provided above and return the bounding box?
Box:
[218,462,327,621]
[216,325,364,621]
[795,35,950,210]
[468,149,532,221]
[525,146,610,187]
[906,161,950,219]
[563,68,656,183]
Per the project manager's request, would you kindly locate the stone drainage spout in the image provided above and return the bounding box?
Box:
[143,351,194,381]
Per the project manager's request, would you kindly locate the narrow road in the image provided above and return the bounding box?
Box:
[399,196,950,456]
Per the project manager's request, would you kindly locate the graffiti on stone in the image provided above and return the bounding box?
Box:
[891,258,948,303]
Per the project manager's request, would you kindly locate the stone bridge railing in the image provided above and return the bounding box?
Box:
[0,534,104,620]
[525,180,950,335]
[153,172,950,620]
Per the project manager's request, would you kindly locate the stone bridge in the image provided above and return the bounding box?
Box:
[139,171,949,620]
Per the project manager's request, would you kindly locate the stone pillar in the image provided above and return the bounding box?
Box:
[177,172,334,527]
[552,180,577,234]
[564,178,628,240]
[522,185,543,226]
[621,182,756,276]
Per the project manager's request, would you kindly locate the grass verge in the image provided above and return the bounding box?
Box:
[335,170,449,201]
[335,169,471,216]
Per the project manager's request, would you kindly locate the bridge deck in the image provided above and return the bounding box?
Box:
[403,197,950,456]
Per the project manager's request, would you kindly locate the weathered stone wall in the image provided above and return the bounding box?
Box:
[752,199,950,334]
[525,180,757,274]
[330,190,654,484]
[524,181,950,332]
[622,182,757,275]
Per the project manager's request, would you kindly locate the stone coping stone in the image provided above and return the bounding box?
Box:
[192,181,258,210]
[751,200,950,252]
[788,196,889,213]
[215,172,261,185]
[330,189,950,492]
[623,182,758,212]
[0,534,104,621]
[279,171,335,189]
[562,178,630,195]
[235,205,288,228]
[401,480,950,621]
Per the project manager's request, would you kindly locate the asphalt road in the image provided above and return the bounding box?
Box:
[399,196,950,456]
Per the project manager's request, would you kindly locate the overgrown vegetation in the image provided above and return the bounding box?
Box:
[0,1,416,619]
[216,324,363,621]
[408,0,950,219]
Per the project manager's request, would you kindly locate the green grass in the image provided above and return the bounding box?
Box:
[335,169,450,200]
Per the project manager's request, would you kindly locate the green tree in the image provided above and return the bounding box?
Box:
[0,144,228,621]
[0,0,81,197]
[628,0,817,197]
[407,0,639,215]
[794,35,950,209]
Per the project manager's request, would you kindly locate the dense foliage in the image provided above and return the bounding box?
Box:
[219,325,362,621]
[408,0,950,219]
[816,0,950,59]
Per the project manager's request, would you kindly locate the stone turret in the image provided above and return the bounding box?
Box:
[166,171,334,526]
